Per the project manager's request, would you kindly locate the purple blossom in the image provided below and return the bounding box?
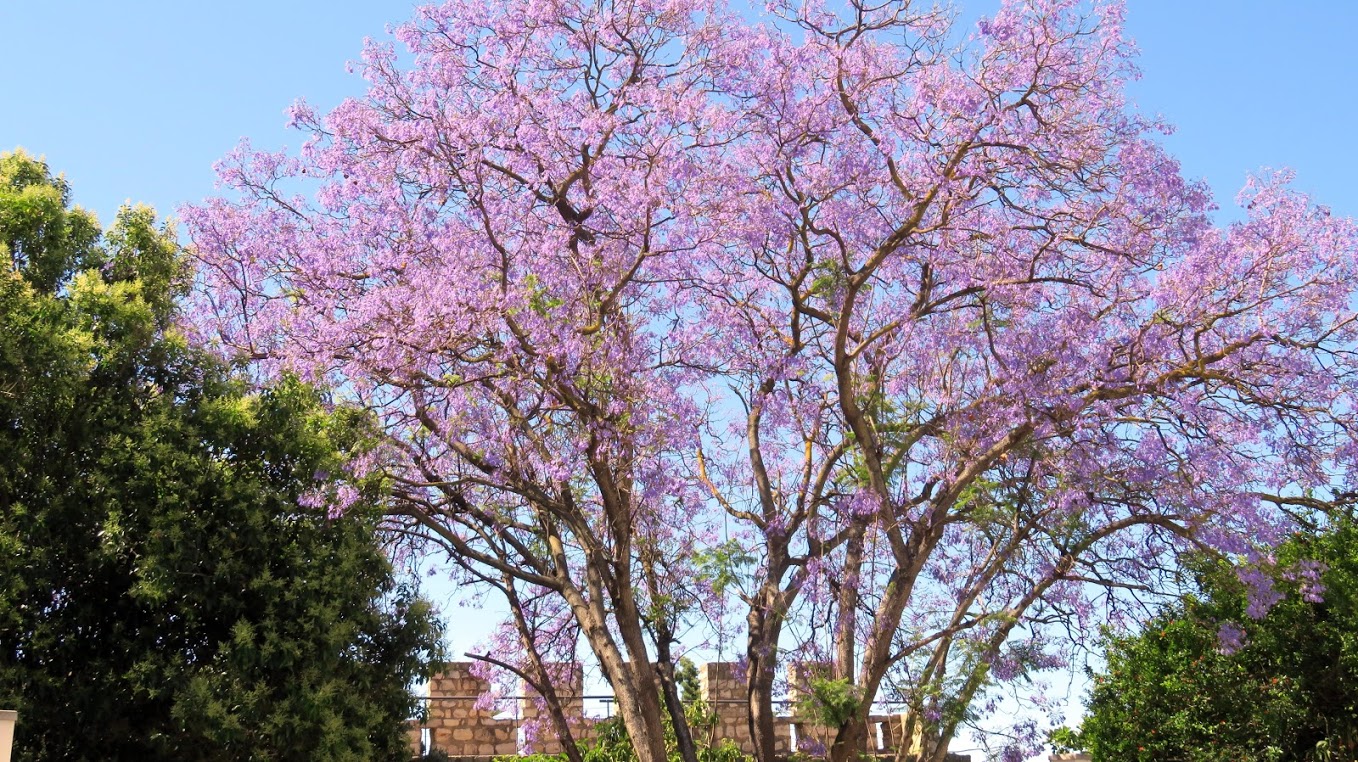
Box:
[182,0,1358,755]
[1217,621,1247,655]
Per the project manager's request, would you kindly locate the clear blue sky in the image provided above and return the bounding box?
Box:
[4,1,1356,229]
[4,0,1356,743]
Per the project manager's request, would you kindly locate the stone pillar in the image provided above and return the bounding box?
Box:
[864,714,888,754]
[0,710,15,762]
[786,662,847,754]
[785,661,831,707]
[879,712,904,755]
[697,661,792,755]
[519,662,594,753]
[698,661,751,753]
[424,662,519,757]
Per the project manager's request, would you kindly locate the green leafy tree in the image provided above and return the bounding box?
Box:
[0,149,445,761]
[1075,523,1358,761]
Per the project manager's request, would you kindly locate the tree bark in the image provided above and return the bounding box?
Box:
[834,522,866,682]
[654,635,700,762]
[504,578,585,762]
[613,617,672,762]
[747,580,788,762]
[560,579,670,762]
[828,562,918,762]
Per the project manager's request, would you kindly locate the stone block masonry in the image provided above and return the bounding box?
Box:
[519,662,596,754]
[408,661,968,761]
[417,663,517,758]
[695,661,792,755]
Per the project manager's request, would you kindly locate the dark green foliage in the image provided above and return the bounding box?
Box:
[0,150,445,761]
[1076,524,1358,761]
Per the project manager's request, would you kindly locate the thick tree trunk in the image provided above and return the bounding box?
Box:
[833,523,866,682]
[828,565,916,762]
[571,461,674,762]
[596,645,670,762]
[559,578,669,762]
[614,612,673,762]
[746,582,787,762]
[924,734,953,762]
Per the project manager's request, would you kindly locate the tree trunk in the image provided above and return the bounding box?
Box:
[597,647,670,762]
[924,734,953,762]
[655,636,700,762]
[746,582,787,762]
[614,617,672,762]
[561,580,670,762]
[833,522,866,681]
[828,565,916,762]
[505,579,585,762]
[827,523,868,760]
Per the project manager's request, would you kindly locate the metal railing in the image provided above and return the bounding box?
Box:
[413,693,913,719]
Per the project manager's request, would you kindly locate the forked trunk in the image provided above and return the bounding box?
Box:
[562,581,670,762]
[828,565,917,762]
[597,648,670,762]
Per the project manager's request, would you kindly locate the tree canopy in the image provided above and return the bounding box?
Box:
[0,149,445,761]
[183,1,1358,760]
[1073,522,1358,761]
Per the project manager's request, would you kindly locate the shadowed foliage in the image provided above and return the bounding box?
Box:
[0,150,445,761]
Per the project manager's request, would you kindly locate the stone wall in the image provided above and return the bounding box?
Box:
[417,663,518,758]
[519,662,595,754]
[695,661,793,755]
[409,661,969,761]
[784,662,911,757]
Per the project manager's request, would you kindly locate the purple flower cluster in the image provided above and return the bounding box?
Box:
[183,0,1358,757]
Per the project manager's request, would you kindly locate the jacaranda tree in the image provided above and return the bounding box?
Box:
[184,1,1358,760]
